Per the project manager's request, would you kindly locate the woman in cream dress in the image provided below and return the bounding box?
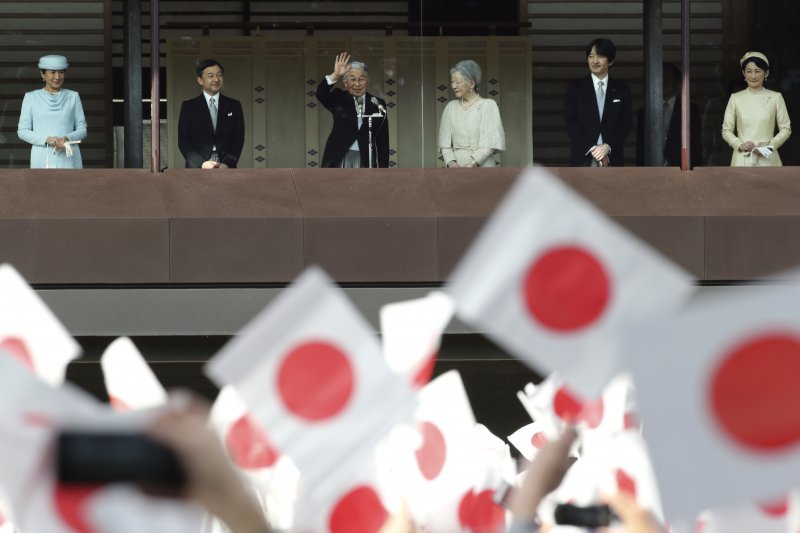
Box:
[721,51,791,167]
[439,60,506,168]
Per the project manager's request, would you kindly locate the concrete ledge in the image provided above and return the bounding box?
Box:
[2,166,799,283]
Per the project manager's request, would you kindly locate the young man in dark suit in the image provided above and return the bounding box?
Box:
[178,59,245,169]
[564,38,632,167]
[316,52,389,168]
[635,63,703,167]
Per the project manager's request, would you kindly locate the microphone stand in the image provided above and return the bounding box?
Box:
[363,111,384,168]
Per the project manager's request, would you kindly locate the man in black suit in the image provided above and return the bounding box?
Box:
[636,63,703,167]
[178,59,245,169]
[316,52,389,168]
[564,38,632,167]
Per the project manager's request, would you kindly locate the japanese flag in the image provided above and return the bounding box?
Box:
[100,337,167,411]
[699,495,793,533]
[0,264,80,386]
[592,431,665,524]
[209,386,299,531]
[22,480,205,533]
[447,166,693,397]
[394,370,482,527]
[515,373,630,455]
[0,355,101,514]
[627,281,800,519]
[380,291,454,389]
[507,421,552,462]
[294,453,394,533]
[205,266,417,504]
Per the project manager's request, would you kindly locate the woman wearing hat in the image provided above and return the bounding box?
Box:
[438,59,506,168]
[17,55,87,168]
[721,51,791,166]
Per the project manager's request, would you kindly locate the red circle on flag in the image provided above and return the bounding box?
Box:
[226,414,280,469]
[328,485,388,533]
[522,246,611,332]
[615,468,637,498]
[530,431,549,449]
[412,353,437,389]
[415,421,447,480]
[108,395,131,412]
[553,386,604,428]
[709,333,800,451]
[458,489,506,533]
[277,340,354,421]
[0,337,34,371]
[55,483,100,533]
[759,496,789,517]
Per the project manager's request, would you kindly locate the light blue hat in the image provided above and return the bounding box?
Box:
[38,55,69,70]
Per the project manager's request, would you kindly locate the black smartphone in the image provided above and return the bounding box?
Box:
[57,431,186,488]
[554,503,616,527]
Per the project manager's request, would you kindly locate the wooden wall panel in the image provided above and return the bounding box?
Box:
[166,36,532,169]
[528,0,727,166]
[0,0,112,168]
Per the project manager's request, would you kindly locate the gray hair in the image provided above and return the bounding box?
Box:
[450,60,481,91]
[349,60,369,78]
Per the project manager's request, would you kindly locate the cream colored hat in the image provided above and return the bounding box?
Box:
[739,51,769,68]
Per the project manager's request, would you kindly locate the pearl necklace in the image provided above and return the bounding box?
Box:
[460,95,480,107]
[746,87,765,95]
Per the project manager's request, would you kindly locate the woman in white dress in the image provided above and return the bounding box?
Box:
[438,60,506,168]
[721,51,791,167]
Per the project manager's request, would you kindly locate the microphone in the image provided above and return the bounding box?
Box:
[371,97,387,115]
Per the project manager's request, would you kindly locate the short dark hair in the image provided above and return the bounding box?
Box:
[663,62,682,83]
[741,56,769,72]
[196,59,224,77]
[585,38,617,63]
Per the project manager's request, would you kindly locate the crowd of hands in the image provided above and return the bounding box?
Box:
[152,393,663,533]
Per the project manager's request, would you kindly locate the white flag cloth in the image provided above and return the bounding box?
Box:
[507,421,551,462]
[0,264,80,386]
[209,386,299,532]
[23,481,205,533]
[380,290,454,389]
[205,266,417,506]
[0,357,204,533]
[447,166,693,397]
[627,282,800,519]
[515,373,630,455]
[101,337,167,411]
[396,370,482,526]
[295,453,394,533]
[699,496,793,533]
[0,356,100,514]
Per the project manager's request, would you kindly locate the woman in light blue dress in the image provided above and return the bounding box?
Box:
[17,55,87,169]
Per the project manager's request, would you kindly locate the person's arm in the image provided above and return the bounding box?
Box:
[471,99,506,166]
[376,102,390,168]
[178,100,205,168]
[604,82,632,160]
[316,52,350,111]
[721,95,745,151]
[148,393,271,533]
[66,92,88,142]
[438,103,457,167]
[508,427,577,528]
[17,93,48,146]
[769,93,791,149]
[220,99,245,168]
[604,492,666,533]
